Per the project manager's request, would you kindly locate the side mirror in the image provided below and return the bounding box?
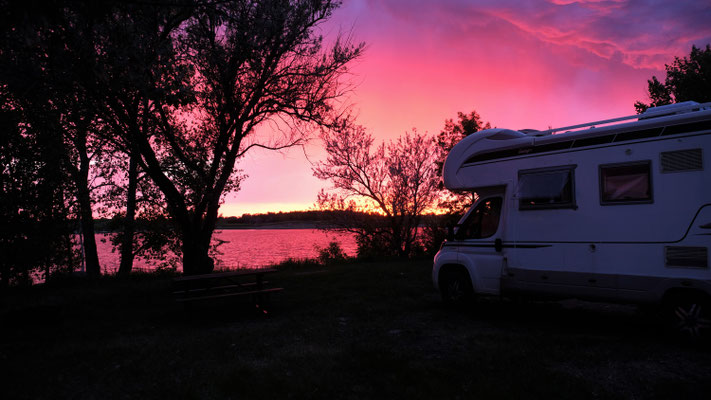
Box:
[446,224,455,242]
[494,238,503,253]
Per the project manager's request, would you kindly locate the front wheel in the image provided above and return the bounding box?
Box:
[440,268,474,307]
[663,293,711,338]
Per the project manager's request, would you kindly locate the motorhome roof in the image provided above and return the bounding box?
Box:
[442,101,711,190]
[533,101,711,136]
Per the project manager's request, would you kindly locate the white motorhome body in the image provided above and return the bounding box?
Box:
[433,102,711,325]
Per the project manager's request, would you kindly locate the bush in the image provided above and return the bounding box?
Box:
[419,213,463,256]
[317,241,348,265]
[273,257,320,270]
[353,229,393,259]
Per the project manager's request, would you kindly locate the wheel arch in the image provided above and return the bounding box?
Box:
[438,263,474,291]
[662,287,711,305]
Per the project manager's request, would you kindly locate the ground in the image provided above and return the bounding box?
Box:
[1,259,710,399]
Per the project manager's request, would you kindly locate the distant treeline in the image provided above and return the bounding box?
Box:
[219,210,384,228]
[89,210,451,231]
[219,210,450,228]
[87,210,378,231]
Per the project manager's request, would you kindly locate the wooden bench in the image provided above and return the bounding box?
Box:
[172,269,283,307]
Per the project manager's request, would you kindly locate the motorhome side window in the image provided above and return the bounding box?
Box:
[518,166,576,210]
[455,197,502,240]
[599,161,652,204]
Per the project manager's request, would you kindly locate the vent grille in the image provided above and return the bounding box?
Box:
[665,246,708,269]
[661,149,703,172]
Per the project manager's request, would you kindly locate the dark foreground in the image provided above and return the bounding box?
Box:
[1,259,710,400]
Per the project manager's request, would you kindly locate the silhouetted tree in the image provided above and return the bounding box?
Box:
[163,1,360,274]
[58,1,195,277]
[2,0,362,276]
[434,110,490,215]
[96,152,182,275]
[0,2,106,278]
[84,0,362,275]
[314,123,439,258]
[635,44,711,113]
[0,92,77,286]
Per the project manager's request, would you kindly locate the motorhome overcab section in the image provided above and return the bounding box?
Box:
[433,101,711,336]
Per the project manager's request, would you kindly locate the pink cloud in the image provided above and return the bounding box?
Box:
[364,0,711,70]
[547,0,626,9]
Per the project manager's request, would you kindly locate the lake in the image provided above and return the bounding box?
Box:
[94,229,357,274]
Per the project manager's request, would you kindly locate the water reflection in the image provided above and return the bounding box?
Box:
[95,229,357,274]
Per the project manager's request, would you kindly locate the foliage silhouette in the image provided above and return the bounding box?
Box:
[314,122,439,258]
[1,0,363,277]
[0,94,77,286]
[0,2,111,279]
[635,44,711,113]
[434,110,490,215]
[97,0,362,275]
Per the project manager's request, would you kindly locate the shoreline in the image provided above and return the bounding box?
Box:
[92,222,342,233]
[215,222,337,230]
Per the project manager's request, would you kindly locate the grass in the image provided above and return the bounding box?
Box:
[1,258,710,399]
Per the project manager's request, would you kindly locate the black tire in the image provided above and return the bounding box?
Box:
[440,268,474,307]
[663,293,711,338]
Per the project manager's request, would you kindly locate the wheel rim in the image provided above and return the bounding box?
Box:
[674,303,711,337]
[448,279,463,301]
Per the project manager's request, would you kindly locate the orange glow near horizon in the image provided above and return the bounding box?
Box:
[219,202,317,217]
[222,0,711,217]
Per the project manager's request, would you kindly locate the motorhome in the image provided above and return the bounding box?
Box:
[433,101,711,336]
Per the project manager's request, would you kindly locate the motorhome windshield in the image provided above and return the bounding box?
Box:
[455,197,502,240]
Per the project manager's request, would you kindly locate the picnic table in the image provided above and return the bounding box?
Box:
[172,268,283,307]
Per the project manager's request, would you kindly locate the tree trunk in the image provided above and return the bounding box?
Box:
[390,218,407,258]
[73,134,101,279]
[117,153,138,278]
[77,182,101,279]
[181,227,213,275]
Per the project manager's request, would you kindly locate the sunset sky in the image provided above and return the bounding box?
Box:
[219,0,711,217]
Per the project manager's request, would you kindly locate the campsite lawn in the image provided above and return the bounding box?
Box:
[1,258,710,399]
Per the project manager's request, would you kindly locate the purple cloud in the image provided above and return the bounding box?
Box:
[365,0,711,69]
